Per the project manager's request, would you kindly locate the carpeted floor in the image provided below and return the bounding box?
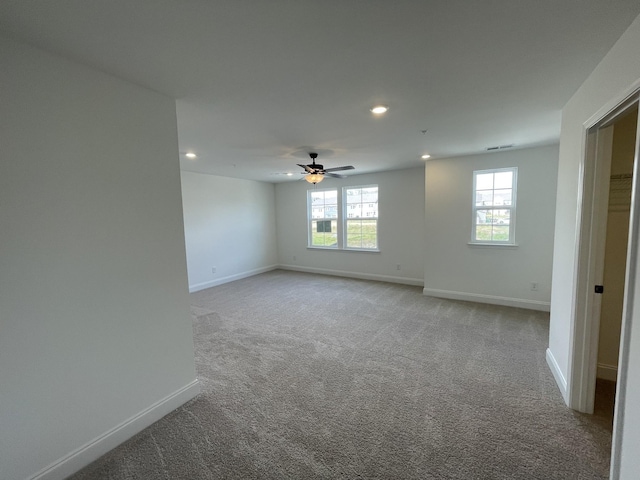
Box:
[70,270,613,479]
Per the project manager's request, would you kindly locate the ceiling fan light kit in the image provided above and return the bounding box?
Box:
[305,173,324,184]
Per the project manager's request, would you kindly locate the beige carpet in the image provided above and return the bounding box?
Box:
[71,270,612,479]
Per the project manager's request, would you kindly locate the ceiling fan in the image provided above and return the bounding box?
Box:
[297,152,354,184]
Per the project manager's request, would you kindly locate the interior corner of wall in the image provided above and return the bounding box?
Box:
[546,348,569,405]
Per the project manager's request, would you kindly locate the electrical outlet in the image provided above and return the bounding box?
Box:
[530,282,538,291]
[396,264,401,271]
[293,255,297,262]
[212,267,217,274]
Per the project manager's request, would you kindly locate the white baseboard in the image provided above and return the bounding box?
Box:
[546,348,569,405]
[189,265,278,292]
[422,287,550,312]
[278,264,424,287]
[597,363,618,381]
[30,380,201,480]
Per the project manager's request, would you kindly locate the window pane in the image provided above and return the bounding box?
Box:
[311,221,322,246]
[363,203,378,217]
[475,225,492,241]
[346,219,377,249]
[362,187,378,203]
[346,188,361,204]
[347,222,362,248]
[311,206,324,219]
[347,203,362,217]
[494,171,513,189]
[310,192,324,205]
[347,188,378,211]
[311,220,337,247]
[476,173,493,190]
[475,190,493,206]
[492,225,510,241]
[346,220,361,248]
[361,220,377,248]
[476,209,491,225]
[493,209,510,225]
[325,205,338,218]
[493,189,512,206]
[310,189,337,221]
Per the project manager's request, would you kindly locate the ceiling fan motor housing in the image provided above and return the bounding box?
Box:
[309,153,322,170]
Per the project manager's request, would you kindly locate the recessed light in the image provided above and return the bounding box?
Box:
[421,154,431,160]
[185,152,197,159]
[370,105,388,115]
[286,173,293,176]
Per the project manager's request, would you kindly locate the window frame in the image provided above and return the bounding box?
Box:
[470,167,518,245]
[307,187,339,249]
[342,184,379,251]
[306,184,380,252]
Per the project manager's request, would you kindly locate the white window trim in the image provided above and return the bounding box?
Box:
[307,187,339,249]
[470,167,518,246]
[342,184,379,251]
[306,184,380,252]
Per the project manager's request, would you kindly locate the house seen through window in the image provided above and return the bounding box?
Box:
[308,185,378,250]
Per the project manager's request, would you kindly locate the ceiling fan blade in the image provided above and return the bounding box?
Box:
[297,163,314,173]
[324,165,354,172]
[326,172,347,178]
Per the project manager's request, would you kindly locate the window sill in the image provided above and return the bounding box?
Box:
[307,247,381,253]
[468,242,518,248]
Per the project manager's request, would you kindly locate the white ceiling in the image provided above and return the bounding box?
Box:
[2,1,639,182]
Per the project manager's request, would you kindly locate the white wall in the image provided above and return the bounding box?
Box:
[423,145,559,311]
[547,13,640,479]
[181,171,278,292]
[0,39,198,480]
[275,168,425,285]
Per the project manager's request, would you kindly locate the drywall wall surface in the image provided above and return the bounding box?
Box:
[275,167,425,285]
[0,39,198,480]
[423,145,558,311]
[181,171,278,291]
[547,13,640,479]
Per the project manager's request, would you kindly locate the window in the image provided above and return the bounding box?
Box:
[309,189,338,247]
[307,185,379,250]
[471,167,517,244]
[345,186,378,249]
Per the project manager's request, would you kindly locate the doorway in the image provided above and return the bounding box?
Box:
[570,93,640,415]
[594,105,638,425]
[570,95,640,416]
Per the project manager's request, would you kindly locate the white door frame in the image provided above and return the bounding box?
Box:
[568,88,640,479]
[569,123,614,414]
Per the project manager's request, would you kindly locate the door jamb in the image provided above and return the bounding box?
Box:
[569,93,639,413]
